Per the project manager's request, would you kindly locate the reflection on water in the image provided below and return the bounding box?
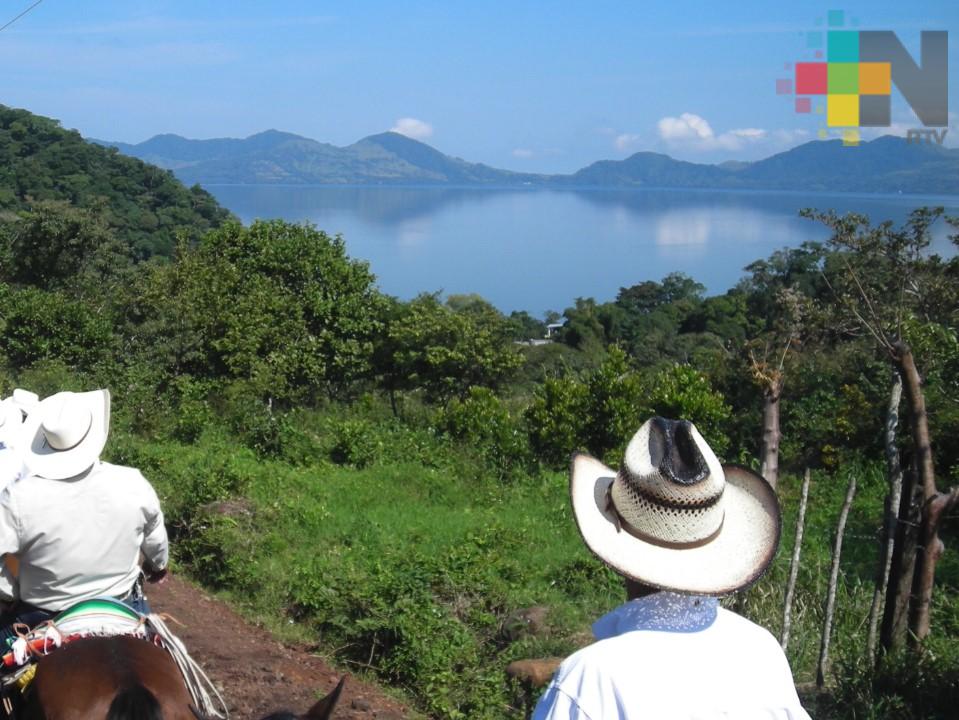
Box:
[207,184,958,316]
[656,211,710,247]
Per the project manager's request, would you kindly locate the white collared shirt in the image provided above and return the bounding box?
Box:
[0,461,168,611]
[533,592,811,720]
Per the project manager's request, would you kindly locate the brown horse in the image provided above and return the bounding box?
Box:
[18,635,344,720]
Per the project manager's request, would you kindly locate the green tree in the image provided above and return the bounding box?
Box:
[381,293,523,405]
[131,221,383,402]
[804,207,959,651]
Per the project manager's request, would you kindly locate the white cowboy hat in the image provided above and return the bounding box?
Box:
[0,399,24,448]
[21,389,111,480]
[570,416,781,596]
[11,388,40,415]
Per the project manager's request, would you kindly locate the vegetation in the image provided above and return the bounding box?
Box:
[2,114,959,718]
[0,105,231,257]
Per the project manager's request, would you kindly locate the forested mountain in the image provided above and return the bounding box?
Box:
[0,105,232,258]
[96,130,544,187]
[99,125,959,194]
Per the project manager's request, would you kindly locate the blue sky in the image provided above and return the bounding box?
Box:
[2,1,957,172]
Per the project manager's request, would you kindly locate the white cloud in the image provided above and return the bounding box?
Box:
[614,133,642,151]
[658,113,715,141]
[390,117,433,140]
[771,128,811,144]
[512,148,534,159]
[657,113,770,151]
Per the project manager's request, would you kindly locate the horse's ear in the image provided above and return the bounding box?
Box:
[304,676,346,720]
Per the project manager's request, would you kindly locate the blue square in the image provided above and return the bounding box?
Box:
[828,31,859,62]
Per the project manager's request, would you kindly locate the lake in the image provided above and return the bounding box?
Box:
[205,185,959,317]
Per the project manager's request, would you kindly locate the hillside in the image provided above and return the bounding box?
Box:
[0,105,232,258]
[97,130,544,187]
[100,126,959,194]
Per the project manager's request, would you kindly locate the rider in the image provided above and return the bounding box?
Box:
[0,389,168,641]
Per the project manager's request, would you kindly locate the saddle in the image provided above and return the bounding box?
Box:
[0,599,228,719]
[0,598,153,715]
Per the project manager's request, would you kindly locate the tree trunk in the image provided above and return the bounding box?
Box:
[781,467,811,652]
[880,457,922,652]
[759,376,784,491]
[893,341,945,646]
[909,487,959,646]
[817,474,857,688]
[867,372,903,662]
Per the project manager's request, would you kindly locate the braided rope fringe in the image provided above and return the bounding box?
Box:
[146,614,229,719]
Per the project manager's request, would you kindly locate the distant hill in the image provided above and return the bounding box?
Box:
[1,105,232,257]
[99,128,959,195]
[96,130,545,187]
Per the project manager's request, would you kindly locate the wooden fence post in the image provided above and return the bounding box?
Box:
[781,467,811,651]
[817,474,857,688]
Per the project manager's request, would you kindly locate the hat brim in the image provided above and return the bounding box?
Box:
[570,453,781,596]
[21,390,110,480]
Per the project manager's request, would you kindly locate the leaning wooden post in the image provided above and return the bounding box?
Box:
[781,468,811,651]
[867,371,903,663]
[817,474,857,689]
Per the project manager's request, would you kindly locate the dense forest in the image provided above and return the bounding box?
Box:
[0,105,232,258]
[1,107,958,719]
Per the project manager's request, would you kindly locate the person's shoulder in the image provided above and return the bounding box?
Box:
[716,607,781,646]
[551,631,643,687]
[94,462,150,485]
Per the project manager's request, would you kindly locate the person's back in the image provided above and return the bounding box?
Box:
[0,389,168,632]
[536,594,808,719]
[3,461,167,611]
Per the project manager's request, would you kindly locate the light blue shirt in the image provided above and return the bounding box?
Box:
[533,592,811,720]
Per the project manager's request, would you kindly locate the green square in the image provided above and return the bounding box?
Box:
[828,31,859,61]
[828,63,859,93]
[828,9,845,27]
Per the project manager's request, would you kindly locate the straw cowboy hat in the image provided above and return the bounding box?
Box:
[570,416,780,596]
[21,389,111,480]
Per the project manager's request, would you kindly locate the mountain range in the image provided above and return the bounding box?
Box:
[95,130,959,195]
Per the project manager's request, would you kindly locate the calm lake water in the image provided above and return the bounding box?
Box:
[206,185,959,317]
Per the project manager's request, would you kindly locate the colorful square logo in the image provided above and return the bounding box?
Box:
[775,12,949,139]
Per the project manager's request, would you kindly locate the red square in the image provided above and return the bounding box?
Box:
[795,97,812,113]
[796,62,827,94]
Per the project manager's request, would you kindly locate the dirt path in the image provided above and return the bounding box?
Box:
[148,575,411,720]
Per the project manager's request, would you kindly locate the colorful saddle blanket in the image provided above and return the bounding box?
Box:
[1,598,149,670]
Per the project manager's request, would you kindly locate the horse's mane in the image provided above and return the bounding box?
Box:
[106,684,163,720]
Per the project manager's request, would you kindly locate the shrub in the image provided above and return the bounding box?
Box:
[439,387,531,481]
[328,418,381,468]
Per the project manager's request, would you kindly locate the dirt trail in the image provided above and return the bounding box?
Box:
[148,575,411,720]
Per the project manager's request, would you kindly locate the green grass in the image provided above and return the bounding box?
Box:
[106,420,959,719]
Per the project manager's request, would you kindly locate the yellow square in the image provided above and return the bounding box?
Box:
[859,63,891,94]
[827,94,859,127]
[842,129,860,146]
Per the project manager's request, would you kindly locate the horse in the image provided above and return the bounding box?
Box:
[17,634,345,720]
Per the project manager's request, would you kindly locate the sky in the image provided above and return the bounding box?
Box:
[1,0,957,173]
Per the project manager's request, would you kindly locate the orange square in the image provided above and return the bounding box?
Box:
[859,63,891,94]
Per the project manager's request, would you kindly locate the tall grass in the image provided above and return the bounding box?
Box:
[106,413,958,719]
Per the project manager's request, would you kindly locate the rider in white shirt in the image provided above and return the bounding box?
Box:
[533,417,810,720]
[0,390,169,640]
